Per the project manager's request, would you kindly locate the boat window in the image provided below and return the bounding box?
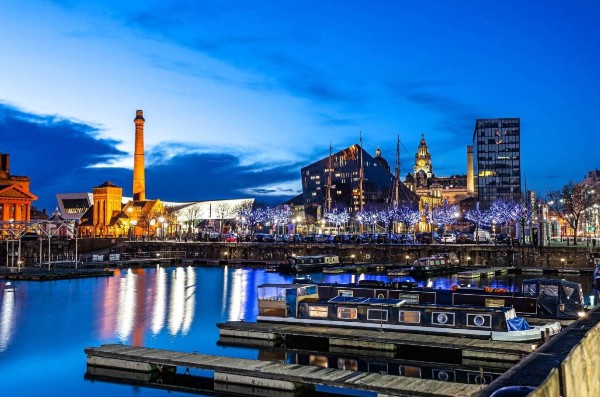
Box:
[367,309,388,322]
[432,311,455,326]
[522,284,537,297]
[398,310,420,324]
[540,284,559,297]
[401,366,422,378]
[398,293,419,304]
[309,355,328,368]
[338,358,358,371]
[309,306,329,318]
[338,290,353,297]
[562,285,575,300]
[485,298,505,307]
[337,307,358,320]
[368,362,388,374]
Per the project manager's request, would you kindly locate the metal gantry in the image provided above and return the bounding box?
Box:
[0,219,79,271]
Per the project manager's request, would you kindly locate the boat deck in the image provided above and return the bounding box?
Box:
[218,321,534,364]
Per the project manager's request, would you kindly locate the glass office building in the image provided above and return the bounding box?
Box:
[473,118,521,209]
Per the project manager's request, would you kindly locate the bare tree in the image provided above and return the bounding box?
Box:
[547,181,597,245]
[182,205,203,239]
[214,202,232,236]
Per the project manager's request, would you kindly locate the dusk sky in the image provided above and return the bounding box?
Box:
[1,1,598,211]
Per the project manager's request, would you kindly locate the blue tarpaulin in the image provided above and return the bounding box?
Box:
[507,317,531,331]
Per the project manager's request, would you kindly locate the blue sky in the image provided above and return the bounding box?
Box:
[1,1,598,211]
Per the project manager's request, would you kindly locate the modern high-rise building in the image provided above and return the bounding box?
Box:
[473,118,521,209]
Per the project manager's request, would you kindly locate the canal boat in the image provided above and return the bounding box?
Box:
[408,252,460,276]
[277,254,341,273]
[316,278,586,320]
[256,283,561,342]
[592,257,600,284]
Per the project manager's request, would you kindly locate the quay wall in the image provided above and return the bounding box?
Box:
[2,239,598,268]
[121,241,598,268]
[475,305,600,397]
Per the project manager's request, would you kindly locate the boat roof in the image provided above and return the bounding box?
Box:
[258,283,316,289]
[522,278,581,287]
[327,296,406,306]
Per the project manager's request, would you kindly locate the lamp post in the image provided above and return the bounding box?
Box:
[164,222,169,241]
[131,220,137,241]
[158,216,165,240]
[560,257,565,269]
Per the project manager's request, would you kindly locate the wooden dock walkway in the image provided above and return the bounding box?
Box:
[218,321,533,364]
[457,267,513,279]
[0,266,113,281]
[85,344,482,397]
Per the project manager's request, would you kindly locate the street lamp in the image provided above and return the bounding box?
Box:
[158,216,165,240]
[131,220,137,241]
[164,222,169,241]
[560,257,565,269]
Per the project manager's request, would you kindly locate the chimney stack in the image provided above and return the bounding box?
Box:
[467,145,474,195]
[133,110,146,201]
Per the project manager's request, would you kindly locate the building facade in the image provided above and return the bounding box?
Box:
[301,144,416,220]
[404,135,475,206]
[0,153,38,223]
[473,118,521,209]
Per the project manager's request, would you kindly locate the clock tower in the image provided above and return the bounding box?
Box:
[414,133,433,177]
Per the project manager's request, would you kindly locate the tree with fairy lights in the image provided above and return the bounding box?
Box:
[354,209,376,234]
[430,201,459,233]
[396,205,421,236]
[324,208,350,234]
[465,203,491,244]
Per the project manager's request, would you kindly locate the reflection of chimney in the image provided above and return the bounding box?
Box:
[133,110,146,201]
[467,145,474,194]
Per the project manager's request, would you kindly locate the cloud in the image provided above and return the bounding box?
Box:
[0,103,301,211]
[390,80,481,140]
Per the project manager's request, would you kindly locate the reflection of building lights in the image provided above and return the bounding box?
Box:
[151,267,166,334]
[116,270,136,340]
[228,269,247,321]
[182,266,196,334]
[0,285,16,352]
[169,267,185,335]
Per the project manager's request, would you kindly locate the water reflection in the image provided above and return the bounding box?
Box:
[0,283,16,352]
[97,266,197,344]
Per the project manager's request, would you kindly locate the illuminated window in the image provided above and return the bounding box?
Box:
[337,307,357,320]
[309,306,329,318]
[338,290,353,297]
[485,298,505,307]
[398,311,420,323]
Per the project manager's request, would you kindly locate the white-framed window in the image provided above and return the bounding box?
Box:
[309,306,329,318]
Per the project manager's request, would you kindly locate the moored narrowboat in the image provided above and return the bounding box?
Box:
[408,253,460,276]
[316,278,586,320]
[278,254,341,273]
[256,284,560,342]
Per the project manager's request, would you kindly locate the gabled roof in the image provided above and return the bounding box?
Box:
[94,181,120,188]
[0,184,38,200]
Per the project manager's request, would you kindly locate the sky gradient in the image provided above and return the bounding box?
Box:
[1,1,598,211]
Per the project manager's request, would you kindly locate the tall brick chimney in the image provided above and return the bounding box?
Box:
[133,110,146,201]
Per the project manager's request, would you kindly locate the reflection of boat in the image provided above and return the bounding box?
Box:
[256,283,560,342]
[278,254,340,273]
[408,253,460,275]
[257,348,503,385]
[317,278,586,320]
